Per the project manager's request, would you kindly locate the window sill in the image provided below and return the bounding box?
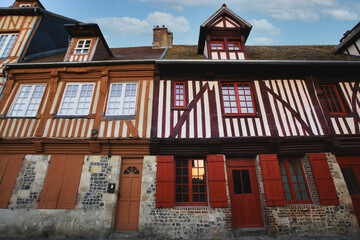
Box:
[53,114,89,119]
[1,115,36,119]
[103,115,135,120]
[223,113,261,118]
[171,107,189,111]
[329,113,351,117]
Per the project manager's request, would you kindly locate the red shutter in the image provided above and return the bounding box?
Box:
[0,154,24,208]
[259,154,286,206]
[207,155,228,208]
[156,156,175,208]
[308,153,339,205]
[38,155,67,209]
[57,155,84,209]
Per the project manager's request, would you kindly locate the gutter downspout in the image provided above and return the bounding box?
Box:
[17,8,41,63]
[0,66,8,100]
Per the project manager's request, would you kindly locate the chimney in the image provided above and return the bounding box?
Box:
[153,25,173,49]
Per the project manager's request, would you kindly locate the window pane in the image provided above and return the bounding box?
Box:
[320,84,346,114]
[10,84,45,117]
[232,170,243,194]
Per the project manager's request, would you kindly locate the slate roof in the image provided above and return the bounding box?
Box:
[165,45,360,61]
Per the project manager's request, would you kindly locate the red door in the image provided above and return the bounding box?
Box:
[337,156,360,224]
[227,159,264,228]
[115,159,142,231]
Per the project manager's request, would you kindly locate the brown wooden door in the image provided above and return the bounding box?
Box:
[115,159,142,231]
[227,160,264,228]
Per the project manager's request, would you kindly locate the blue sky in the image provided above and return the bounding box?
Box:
[2,0,360,48]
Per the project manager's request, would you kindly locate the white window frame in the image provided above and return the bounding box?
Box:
[74,39,92,55]
[19,4,31,7]
[0,33,18,59]
[58,82,95,116]
[8,84,46,117]
[105,82,138,116]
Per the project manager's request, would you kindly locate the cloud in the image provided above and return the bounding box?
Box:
[249,19,281,35]
[321,9,359,20]
[87,12,190,38]
[135,0,360,22]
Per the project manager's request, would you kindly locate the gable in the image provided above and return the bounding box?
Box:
[212,17,240,28]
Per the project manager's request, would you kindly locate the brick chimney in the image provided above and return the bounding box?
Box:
[153,25,173,49]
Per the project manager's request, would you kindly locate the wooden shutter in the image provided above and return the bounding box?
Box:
[0,154,24,208]
[38,155,67,209]
[57,155,84,209]
[308,153,339,205]
[207,155,228,208]
[39,154,84,209]
[156,156,175,208]
[259,154,286,206]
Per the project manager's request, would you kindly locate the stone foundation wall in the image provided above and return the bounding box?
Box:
[138,156,233,240]
[0,154,122,239]
[260,153,359,237]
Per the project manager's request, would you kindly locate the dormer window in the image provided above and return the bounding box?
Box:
[19,4,30,7]
[210,41,224,50]
[228,41,241,50]
[0,34,18,59]
[75,40,91,54]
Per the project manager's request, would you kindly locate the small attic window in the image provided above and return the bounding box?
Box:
[228,41,241,50]
[75,39,91,54]
[210,41,224,50]
[20,4,31,7]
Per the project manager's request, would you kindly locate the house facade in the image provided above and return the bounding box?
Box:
[1,1,360,239]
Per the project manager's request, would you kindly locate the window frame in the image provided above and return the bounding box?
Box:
[0,33,18,59]
[57,82,95,117]
[7,84,46,118]
[105,82,138,117]
[173,81,186,108]
[319,84,347,115]
[175,158,208,206]
[221,82,257,116]
[19,4,31,7]
[74,39,92,55]
[279,158,312,204]
[228,41,242,51]
[210,41,224,50]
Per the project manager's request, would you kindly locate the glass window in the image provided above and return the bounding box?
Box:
[320,84,346,114]
[74,39,91,54]
[210,41,224,50]
[174,82,186,108]
[228,41,241,50]
[0,34,18,59]
[58,83,94,116]
[221,82,256,115]
[176,159,207,205]
[9,84,46,117]
[232,169,252,194]
[106,83,138,116]
[279,158,311,203]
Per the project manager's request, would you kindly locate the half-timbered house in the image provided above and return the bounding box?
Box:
[0,0,78,90]
[141,4,360,239]
[1,1,360,239]
[0,1,167,238]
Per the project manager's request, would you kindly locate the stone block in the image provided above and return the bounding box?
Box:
[102,193,115,203]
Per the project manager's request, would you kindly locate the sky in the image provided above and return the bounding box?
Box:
[2,0,360,48]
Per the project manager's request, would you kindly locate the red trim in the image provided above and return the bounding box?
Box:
[173,82,186,108]
[228,41,242,50]
[279,158,312,204]
[156,156,175,208]
[221,82,256,116]
[175,158,207,206]
[207,155,228,208]
[320,84,347,115]
[210,41,224,50]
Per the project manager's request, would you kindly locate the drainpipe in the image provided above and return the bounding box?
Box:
[0,66,8,100]
[17,8,41,63]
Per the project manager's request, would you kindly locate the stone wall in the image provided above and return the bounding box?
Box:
[0,154,122,239]
[259,153,359,237]
[138,156,233,240]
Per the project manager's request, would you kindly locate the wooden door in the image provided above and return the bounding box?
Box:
[115,159,142,231]
[227,160,263,228]
[340,165,360,223]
